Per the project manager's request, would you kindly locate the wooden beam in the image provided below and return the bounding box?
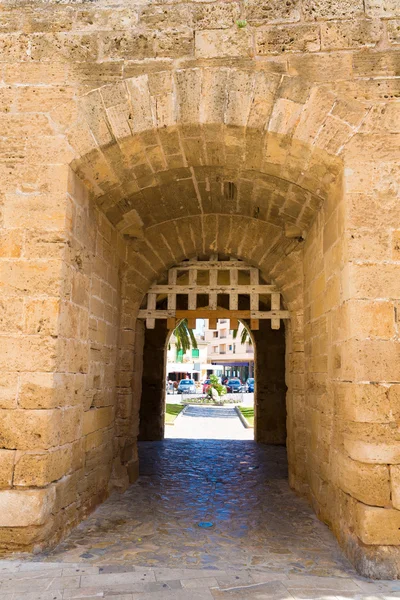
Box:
[230,317,239,330]
[167,318,176,329]
[250,319,260,331]
[188,269,197,310]
[208,317,217,330]
[168,268,177,311]
[149,285,277,294]
[137,309,290,320]
[187,318,196,329]
[146,292,156,329]
[271,292,281,330]
[175,260,246,269]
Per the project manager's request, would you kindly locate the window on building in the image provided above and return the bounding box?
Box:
[229,345,232,351]
[213,331,218,338]
[176,349,184,362]
[192,348,199,358]
[233,344,236,354]
[220,329,227,339]
[212,346,218,353]
[220,344,226,354]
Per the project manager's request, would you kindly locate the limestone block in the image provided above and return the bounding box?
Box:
[0,373,18,409]
[25,299,60,336]
[268,98,303,135]
[101,31,156,60]
[140,5,193,28]
[388,20,400,45]
[392,230,400,260]
[365,0,400,18]
[289,53,353,81]
[0,230,23,258]
[0,450,15,488]
[194,3,240,29]
[389,385,400,422]
[83,406,114,436]
[245,0,301,24]
[0,488,55,527]
[340,339,400,382]
[344,439,400,465]
[334,382,391,423]
[333,451,390,506]
[256,25,320,54]
[3,193,66,234]
[30,33,99,62]
[0,409,62,450]
[0,259,63,296]
[352,51,400,78]
[303,0,364,20]
[0,336,57,372]
[355,503,400,545]
[195,29,253,59]
[391,466,400,509]
[19,372,69,410]
[0,298,24,333]
[321,19,382,50]
[14,446,72,487]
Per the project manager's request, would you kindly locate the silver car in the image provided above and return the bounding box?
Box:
[177,379,196,394]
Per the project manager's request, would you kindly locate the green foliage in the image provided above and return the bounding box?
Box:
[236,19,247,28]
[207,374,227,398]
[232,323,252,345]
[174,319,198,354]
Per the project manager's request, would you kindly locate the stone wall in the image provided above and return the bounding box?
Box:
[0,0,399,577]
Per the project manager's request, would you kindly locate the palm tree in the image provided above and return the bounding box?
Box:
[232,322,252,346]
[173,319,198,353]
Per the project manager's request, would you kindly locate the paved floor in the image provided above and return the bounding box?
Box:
[165,405,253,440]
[3,409,400,598]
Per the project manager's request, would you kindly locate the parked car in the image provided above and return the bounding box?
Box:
[246,378,255,393]
[177,379,197,394]
[226,378,243,393]
[202,379,211,394]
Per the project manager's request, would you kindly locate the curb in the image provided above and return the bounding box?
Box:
[165,403,188,426]
[234,406,251,429]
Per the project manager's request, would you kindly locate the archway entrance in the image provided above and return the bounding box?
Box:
[137,256,287,444]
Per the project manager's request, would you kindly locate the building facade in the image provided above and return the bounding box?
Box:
[205,320,254,381]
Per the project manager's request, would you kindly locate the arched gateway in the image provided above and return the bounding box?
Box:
[137,256,288,443]
[0,0,399,580]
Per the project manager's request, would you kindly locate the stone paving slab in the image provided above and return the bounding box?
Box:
[0,561,400,599]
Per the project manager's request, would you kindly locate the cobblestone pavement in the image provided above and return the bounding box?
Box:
[165,405,253,440]
[5,440,400,598]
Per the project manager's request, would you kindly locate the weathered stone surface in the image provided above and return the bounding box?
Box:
[246,0,301,24]
[321,19,383,50]
[0,488,55,527]
[195,29,253,58]
[303,0,364,20]
[14,447,72,487]
[0,450,15,489]
[256,24,320,54]
[333,451,390,506]
[355,504,400,545]
[0,0,398,579]
[344,439,400,465]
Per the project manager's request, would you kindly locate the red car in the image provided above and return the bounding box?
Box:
[202,379,211,394]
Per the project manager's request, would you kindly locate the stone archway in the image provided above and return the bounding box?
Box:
[136,256,288,444]
[0,58,398,578]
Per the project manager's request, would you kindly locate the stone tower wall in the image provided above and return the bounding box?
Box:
[0,0,399,577]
